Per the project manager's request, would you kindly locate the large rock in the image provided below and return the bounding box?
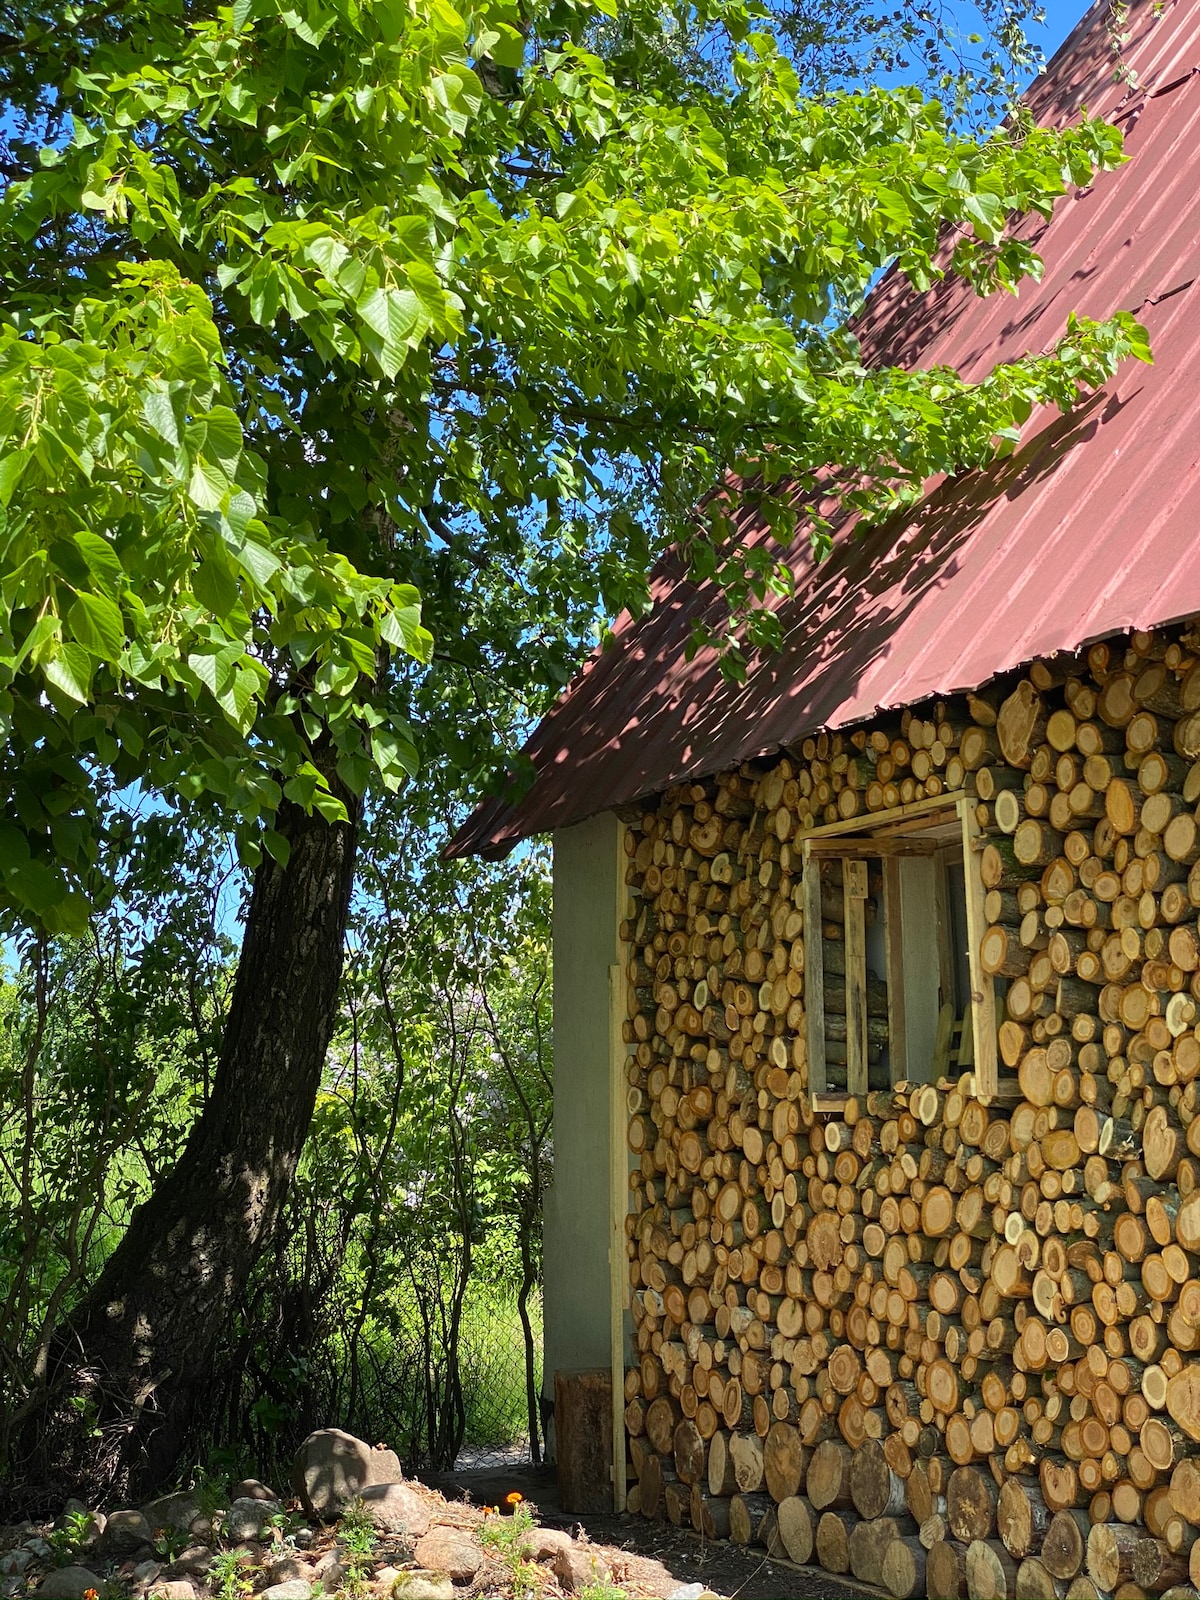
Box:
[225,1500,276,1543]
[390,1577,454,1600]
[552,1544,611,1595]
[358,1485,430,1538]
[258,1584,311,1600]
[231,1481,278,1505]
[411,1530,481,1586]
[521,1528,573,1565]
[141,1495,201,1535]
[101,1510,153,1554]
[264,1559,309,1587]
[291,1431,402,1518]
[149,1584,196,1600]
[37,1567,104,1599]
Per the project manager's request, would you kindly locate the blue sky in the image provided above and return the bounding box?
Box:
[1039,0,1095,62]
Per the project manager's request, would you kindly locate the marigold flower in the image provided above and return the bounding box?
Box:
[504,1492,524,1505]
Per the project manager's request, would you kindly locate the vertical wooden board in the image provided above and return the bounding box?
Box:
[957,798,998,1103]
[897,855,941,1083]
[609,959,629,1513]
[802,849,826,1096]
[933,848,955,1006]
[883,857,908,1086]
[843,861,868,1098]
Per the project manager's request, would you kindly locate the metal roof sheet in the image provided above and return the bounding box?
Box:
[449,0,1200,860]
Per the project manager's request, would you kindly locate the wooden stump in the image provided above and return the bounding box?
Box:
[1042,1510,1089,1581]
[808,1439,854,1510]
[999,1478,1051,1560]
[555,1368,613,1514]
[1014,1557,1061,1600]
[883,1536,928,1599]
[816,1511,851,1573]
[949,1466,998,1544]
[775,1496,815,1565]
[966,1539,1018,1600]
[849,1515,902,1587]
[729,1491,773,1546]
[928,1540,969,1600]
[851,1437,907,1519]
[1087,1524,1141,1592]
[763,1421,805,1504]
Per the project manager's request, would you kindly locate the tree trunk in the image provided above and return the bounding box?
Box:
[26,760,361,1500]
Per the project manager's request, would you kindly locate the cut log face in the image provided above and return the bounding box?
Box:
[619,625,1200,1585]
[849,1437,907,1519]
[948,1466,998,1544]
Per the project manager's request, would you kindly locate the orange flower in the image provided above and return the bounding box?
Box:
[83,1589,99,1599]
[504,1492,524,1505]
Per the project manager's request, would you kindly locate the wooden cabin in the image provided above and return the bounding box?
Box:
[450,1,1200,1592]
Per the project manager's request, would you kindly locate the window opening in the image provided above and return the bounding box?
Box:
[804,797,998,1108]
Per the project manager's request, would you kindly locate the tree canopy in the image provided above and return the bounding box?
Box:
[0,0,1149,940]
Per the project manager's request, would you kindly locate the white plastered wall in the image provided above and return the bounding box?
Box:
[544,811,627,1504]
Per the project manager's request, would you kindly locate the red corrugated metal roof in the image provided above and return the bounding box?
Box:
[449,0,1200,860]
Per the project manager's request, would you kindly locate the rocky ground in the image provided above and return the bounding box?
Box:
[0,1431,875,1600]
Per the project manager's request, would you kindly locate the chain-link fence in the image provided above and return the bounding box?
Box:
[454,1285,543,1468]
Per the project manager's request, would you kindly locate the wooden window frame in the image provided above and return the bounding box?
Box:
[802,794,997,1112]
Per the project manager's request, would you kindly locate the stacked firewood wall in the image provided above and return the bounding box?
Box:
[620,624,1200,1600]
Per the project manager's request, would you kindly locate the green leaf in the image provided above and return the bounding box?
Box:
[356,286,427,377]
[42,643,94,703]
[262,828,291,866]
[73,531,124,596]
[189,459,230,511]
[142,384,181,447]
[67,591,124,661]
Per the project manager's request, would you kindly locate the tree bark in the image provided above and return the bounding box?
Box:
[26,757,361,1500]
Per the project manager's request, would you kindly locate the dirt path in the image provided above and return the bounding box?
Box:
[419,1466,880,1600]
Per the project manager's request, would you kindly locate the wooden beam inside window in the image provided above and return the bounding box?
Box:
[883,857,907,1087]
[957,797,998,1103]
[843,859,868,1098]
[802,853,826,1097]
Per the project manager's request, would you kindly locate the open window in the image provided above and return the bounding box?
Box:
[803,796,998,1111]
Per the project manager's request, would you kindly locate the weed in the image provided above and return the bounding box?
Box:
[478,1501,542,1600]
[334,1501,377,1600]
[152,1527,189,1562]
[210,1549,256,1600]
[48,1511,96,1567]
[577,1584,630,1600]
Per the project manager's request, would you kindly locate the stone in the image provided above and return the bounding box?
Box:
[142,1496,201,1536]
[258,1583,311,1600]
[102,1510,153,1554]
[358,1486,430,1538]
[552,1544,611,1595]
[312,1554,342,1583]
[373,1567,401,1590]
[0,1551,31,1577]
[292,1530,314,1551]
[521,1528,573,1565]
[131,1561,162,1585]
[36,1566,104,1599]
[368,1450,403,1487]
[232,1482,279,1505]
[23,1540,53,1559]
[290,1430,402,1518]
[390,1576,454,1600]
[411,1530,481,1586]
[160,1545,213,1579]
[225,1500,275,1544]
[150,1584,196,1600]
[265,1559,308,1587]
